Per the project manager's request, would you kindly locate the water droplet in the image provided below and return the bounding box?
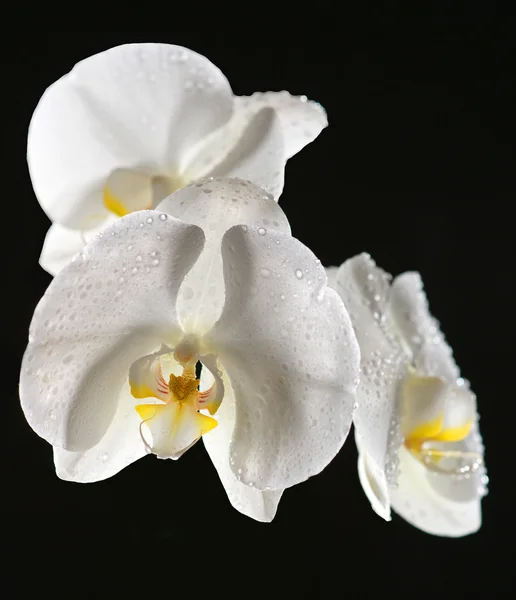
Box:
[295,269,303,279]
[146,217,153,224]
[159,214,167,221]
[102,453,109,462]
[136,255,142,262]
[258,227,266,235]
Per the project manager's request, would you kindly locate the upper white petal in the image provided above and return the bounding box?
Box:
[28,43,233,229]
[389,272,460,383]
[206,225,360,491]
[333,254,407,511]
[20,211,204,452]
[157,177,290,336]
[202,367,283,522]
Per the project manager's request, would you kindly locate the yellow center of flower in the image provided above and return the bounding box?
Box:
[401,372,482,476]
[127,339,223,460]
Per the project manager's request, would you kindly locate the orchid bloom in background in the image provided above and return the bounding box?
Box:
[20,178,360,522]
[28,43,327,275]
[327,254,487,536]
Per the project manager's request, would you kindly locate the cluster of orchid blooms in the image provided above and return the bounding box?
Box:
[20,43,487,535]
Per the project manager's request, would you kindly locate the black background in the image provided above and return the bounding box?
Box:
[3,23,514,597]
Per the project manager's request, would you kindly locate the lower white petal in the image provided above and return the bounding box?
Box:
[202,370,282,522]
[390,446,481,537]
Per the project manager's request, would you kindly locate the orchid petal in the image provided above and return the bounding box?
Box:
[20,211,204,451]
[205,108,285,199]
[28,43,233,229]
[158,177,290,336]
[207,225,360,490]
[333,254,407,511]
[202,367,283,522]
[234,91,327,159]
[389,272,460,382]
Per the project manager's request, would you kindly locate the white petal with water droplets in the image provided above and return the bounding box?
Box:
[158,177,290,336]
[389,272,459,383]
[202,368,283,522]
[334,253,407,508]
[20,211,204,452]
[207,225,360,490]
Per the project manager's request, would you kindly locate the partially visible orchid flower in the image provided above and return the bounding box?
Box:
[328,254,487,536]
[20,178,360,522]
[28,43,327,275]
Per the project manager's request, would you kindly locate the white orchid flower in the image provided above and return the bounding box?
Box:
[327,253,487,536]
[27,43,327,276]
[20,178,360,522]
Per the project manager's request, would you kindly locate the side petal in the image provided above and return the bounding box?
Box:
[28,43,233,229]
[206,225,360,491]
[54,383,146,482]
[390,445,482,537]
[20,211,204,452]
[234,91,327,159]
[389,272,460,383]
[334,253,407,496]
[158,177,290,336]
